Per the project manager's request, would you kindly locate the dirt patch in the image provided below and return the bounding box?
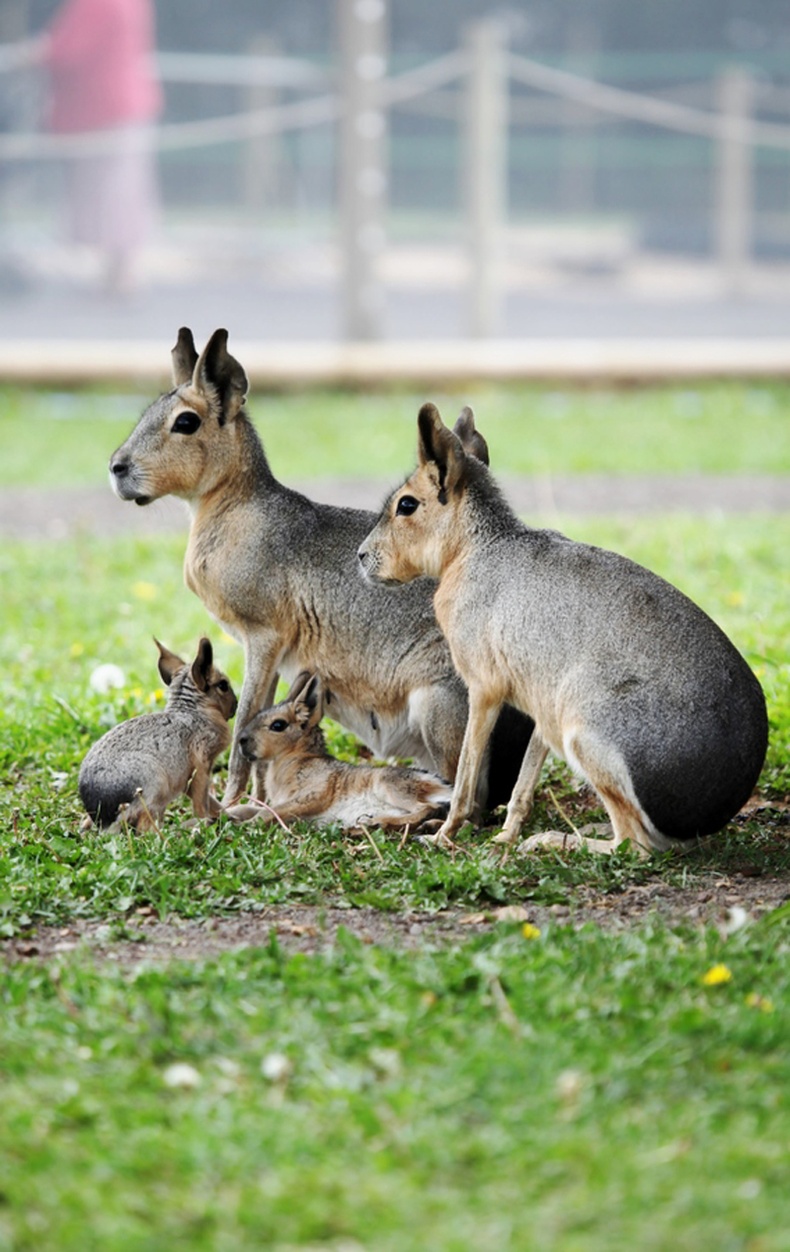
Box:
[5,864,788,969]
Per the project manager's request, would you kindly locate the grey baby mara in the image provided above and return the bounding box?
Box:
[79,637,236,831]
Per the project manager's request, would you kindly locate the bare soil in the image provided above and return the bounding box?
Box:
[5,842,789,969]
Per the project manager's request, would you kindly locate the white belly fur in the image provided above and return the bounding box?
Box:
[277,658,430,766]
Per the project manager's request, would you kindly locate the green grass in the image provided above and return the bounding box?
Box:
[2,378,790,487]
[0,516,787,957]
[2,515,787,832]
[2,924,789,1250]
[1,383,789,1250]
[0,512,787,929]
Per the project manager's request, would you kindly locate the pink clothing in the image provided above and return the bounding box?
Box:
[44,0,162,133]
[64,127,159,251]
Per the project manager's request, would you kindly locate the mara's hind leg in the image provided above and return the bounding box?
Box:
[359,801,448,833]
[562,727,656,858]
[594,794,653,858]
[373,796,448,836]
[117,793,161,833]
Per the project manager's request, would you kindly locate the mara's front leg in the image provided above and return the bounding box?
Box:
[429,690,502,848]
[491,731,549,851]
[409,673,467,781]
[187,758,223,821]
[224,630,283,804]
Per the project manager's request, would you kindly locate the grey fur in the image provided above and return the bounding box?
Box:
[358,402,768,855]
[109,329,533,808]
[79,637,237,830]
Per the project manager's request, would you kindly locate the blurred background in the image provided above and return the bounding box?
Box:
[0,0,789,348]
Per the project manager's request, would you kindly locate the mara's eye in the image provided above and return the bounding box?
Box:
[269,718,288,733]
[396,495,419,517]
[216,680,230,693]
[171,410,201,435]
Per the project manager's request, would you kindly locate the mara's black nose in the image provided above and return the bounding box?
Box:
[111,459,128,478]
[239,734,254,762]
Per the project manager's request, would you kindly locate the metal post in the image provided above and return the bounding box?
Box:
[242,36,281,217]
[337,0,388,341]
[715,67,754,294]
[0,0,32,246]
[559,15,599,217]
[0,0,29,40]
[463,19,508,338]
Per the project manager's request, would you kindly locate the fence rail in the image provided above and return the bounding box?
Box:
[1,19,788,334]
[1,43,789,158]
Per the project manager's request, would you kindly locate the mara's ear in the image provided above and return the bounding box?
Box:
[190,636,214,692]
[453,406,489,466]
[192,328,249,424]
[154,637,186,687]
[417,402,467,498]
[294,673,323,728]
[283,669,314,703]
[171,327,198,386]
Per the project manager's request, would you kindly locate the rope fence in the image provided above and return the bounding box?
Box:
[0,43,788,159]
[0,9,787,339]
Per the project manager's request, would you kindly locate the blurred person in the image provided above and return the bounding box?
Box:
[24,0,163,295]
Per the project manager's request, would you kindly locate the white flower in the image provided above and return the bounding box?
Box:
[162,1063,201,1090]
[89,663,126,694]
[260,1053,291,1083]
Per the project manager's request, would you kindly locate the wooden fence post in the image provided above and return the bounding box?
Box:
[463,18,508,338]
[337,0,388,341]
[242,36,281,216]
[715,66,754,293]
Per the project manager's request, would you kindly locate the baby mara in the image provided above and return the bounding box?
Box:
[358,403,768,857]
[79,637,237,831]
[229,671,452,831]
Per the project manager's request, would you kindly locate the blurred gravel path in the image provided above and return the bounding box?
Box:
[3,473,789,540]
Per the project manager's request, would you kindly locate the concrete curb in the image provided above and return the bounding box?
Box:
[1,338,790,386]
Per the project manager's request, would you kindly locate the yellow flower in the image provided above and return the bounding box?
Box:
[132,581,157,601]
[702,963,733,987]
[724,591,744,608]
[745,992,774,1013]
[522,922,542,940]
[69,641,85,658]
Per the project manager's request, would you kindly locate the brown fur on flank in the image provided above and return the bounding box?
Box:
[228,672,453,830]
[358,402,768,856]
[78,637,237,831]
[109,329,533,810]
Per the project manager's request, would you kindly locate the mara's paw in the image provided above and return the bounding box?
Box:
[490,828,519,848]
[223,803,262,823]
[519,824,616,855]
[413,817,445,835]
[519,829,586,854]
[416,828,457,851]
